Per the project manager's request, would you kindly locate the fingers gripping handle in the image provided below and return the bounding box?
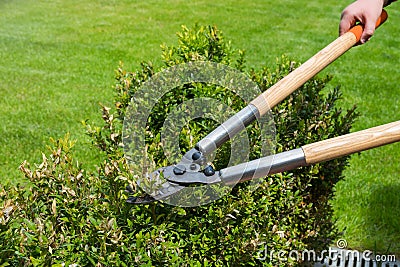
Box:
[251,10,388,116]
[302,120,400,165]
[349,9,388,43]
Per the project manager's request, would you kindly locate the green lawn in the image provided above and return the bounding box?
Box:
[1,0,399,255]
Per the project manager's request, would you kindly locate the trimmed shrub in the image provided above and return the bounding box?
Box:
[0,25,358,266]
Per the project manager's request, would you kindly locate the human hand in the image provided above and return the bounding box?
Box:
[339,0,384,44]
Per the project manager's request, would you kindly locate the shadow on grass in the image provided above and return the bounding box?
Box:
[363,184,400,255]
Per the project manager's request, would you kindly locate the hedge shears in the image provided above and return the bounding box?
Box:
[125,11,400,205]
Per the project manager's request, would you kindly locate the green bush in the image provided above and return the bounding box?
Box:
[0,25,358,266]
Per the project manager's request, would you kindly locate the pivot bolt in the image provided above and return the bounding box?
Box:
[190,163,197,170]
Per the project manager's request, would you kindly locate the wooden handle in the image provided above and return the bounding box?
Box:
[302,120,400,165]
[251,10,388,116]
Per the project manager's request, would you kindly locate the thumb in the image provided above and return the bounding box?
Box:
[339,11,356,36]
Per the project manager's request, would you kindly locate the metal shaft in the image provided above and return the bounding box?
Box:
[220,148,307,185]
[195,104,260,156]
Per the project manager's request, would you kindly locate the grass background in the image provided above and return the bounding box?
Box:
[0,0,399,254]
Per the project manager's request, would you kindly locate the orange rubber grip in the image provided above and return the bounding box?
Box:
[349,10,388,42]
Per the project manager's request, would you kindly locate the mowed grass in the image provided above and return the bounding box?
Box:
[0,0,399,254]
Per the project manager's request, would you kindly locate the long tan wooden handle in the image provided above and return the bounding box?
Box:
[302,120,400,165]
[251,10,388,116]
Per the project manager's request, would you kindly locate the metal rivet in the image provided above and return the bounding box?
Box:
[192,151,202,161]
[204,165,215,176]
